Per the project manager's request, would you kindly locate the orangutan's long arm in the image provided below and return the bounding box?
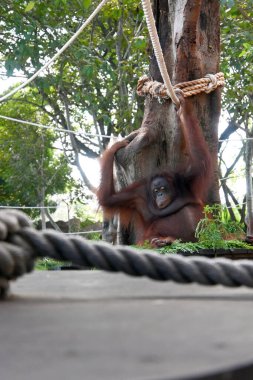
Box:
[97,140,141,208]
[177,97,212,199]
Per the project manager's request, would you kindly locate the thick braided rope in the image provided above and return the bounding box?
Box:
[0,210,34,297]
[137,73,225,99]
[1,210,253,298]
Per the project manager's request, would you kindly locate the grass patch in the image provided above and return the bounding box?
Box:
[35,258,68,270]
[157,239,253,255]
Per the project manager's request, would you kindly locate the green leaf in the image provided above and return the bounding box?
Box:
[82,65,93,77]
[83,0,91,9]
[243,42,251,50]
[239,50,247,57]
[132,37,146,50]
[25,1,35,12]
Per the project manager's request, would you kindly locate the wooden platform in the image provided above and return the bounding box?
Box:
[1,270,253,380]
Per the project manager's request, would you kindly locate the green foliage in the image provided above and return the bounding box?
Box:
[0,89,73,216]
[224,240,253,249]
[35,258,67,270]
[75,203,99,224]
[0,0,148,161]
[158,239,253,254]
[221,0,253,120]
[195,204,245,249]
[25,1,35,12]
[84,231,101,240]
[158,240,207,255]
[83,0,92,9]
[156,204,251,254]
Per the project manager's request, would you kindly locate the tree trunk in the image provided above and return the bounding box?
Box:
[113,0,221,244]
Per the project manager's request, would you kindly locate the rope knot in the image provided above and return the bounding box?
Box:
[137,72,225,100]
[204,73,218,94]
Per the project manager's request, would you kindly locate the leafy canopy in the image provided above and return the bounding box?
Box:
[0,88,73,215]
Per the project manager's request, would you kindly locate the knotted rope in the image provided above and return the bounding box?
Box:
[1,209,253,299]
[140,0,224,103]
[137,73,225,100]
[141,0,180,106]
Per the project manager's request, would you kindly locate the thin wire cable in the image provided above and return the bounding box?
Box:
[225,202,247,209]
[0,114,110,138]
[1,202,248,211]
[220,173,245,181]
[65,230,102,235]
[0,114,251,142]
[0,0,110,103]
[0,205,56,209]
[219,138,252,142]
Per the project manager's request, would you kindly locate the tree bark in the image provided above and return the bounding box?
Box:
[112,0,221,244]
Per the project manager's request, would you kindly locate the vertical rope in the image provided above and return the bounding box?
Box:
[141,0,180,107]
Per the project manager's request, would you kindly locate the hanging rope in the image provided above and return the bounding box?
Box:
[137,73,225,99]
[0,0,110,103]
[141,0,180,107]
[140,0,224,101]
[1,209,253,299]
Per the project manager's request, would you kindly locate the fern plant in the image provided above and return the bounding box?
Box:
[195,204,245,250]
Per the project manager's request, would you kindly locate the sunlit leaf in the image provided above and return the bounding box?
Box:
[25,1,35,12]
[83,0,91,9]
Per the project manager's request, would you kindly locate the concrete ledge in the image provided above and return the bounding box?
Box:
[1,271,253,380]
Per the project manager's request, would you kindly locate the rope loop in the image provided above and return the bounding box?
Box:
[137,72,225,100]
